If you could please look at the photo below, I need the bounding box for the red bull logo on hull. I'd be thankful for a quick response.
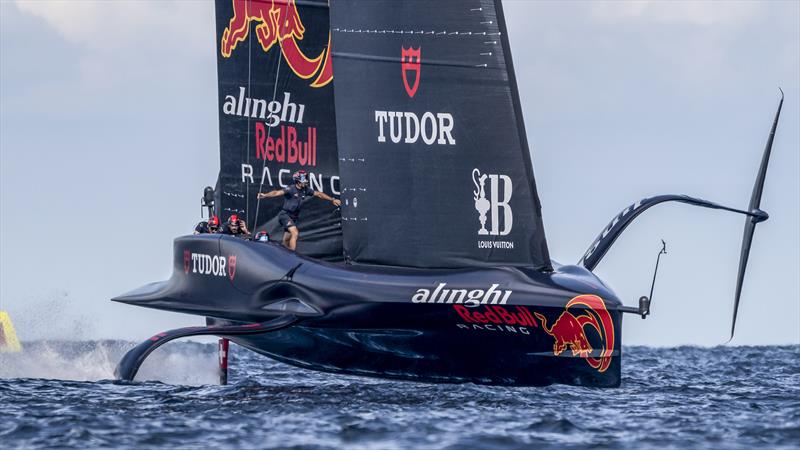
[535,295,616,373]
[220,0,333,88]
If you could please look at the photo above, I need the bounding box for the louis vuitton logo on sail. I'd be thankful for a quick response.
[473,168,515,249]
[412,283,512,307]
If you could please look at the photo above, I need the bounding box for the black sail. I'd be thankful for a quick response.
[214,0,342,260]
[330,0,551,269]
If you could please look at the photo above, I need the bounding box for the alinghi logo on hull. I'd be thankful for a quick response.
[412,283,512,307]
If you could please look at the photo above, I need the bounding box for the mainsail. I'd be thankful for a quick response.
[214,0,342,260]
[329,0,551,269]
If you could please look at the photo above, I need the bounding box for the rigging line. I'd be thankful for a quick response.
[245,12,252,226]
[251,50,283,233]
[648,239,667,302]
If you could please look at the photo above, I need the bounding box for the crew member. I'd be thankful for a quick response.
[220,214,251,237]
[257,170,341,251]
[194,215,220,234]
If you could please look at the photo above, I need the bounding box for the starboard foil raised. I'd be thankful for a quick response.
[215,0,342,260]
[330,0,551,269]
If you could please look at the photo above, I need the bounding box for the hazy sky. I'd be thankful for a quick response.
[1,0,798,346]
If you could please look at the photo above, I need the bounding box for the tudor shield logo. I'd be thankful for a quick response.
[184,250,191,274]
[473,168,513,236]
[228,255,237,281]
[401,46,421,98]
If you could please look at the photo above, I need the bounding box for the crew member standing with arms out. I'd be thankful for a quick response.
[257,170,341,251]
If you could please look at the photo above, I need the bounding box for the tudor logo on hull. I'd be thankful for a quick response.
[184,251,237,281]
[412,283,512,307]
[374,47,456,146]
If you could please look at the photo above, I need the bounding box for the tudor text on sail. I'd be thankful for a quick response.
[375,111,456,145]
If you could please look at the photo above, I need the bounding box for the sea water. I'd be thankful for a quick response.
[1,342,797,449]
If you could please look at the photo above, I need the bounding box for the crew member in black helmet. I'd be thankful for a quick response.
[194,215,220,234]
[220,214,251,237]
[257,170,340,251]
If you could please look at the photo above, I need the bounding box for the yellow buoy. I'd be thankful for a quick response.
[0,311,22,352]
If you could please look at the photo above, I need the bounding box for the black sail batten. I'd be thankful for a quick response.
[329,0,551,270]
[214,0,343,261]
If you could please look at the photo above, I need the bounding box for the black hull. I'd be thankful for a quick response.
[228,322,621,387]
[114,235,623,387]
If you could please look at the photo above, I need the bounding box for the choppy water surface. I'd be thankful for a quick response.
[1,342,798,449]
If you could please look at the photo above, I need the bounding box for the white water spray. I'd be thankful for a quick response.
[0,340,220,385]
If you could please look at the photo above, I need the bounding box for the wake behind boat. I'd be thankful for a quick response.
[113,0,784,388]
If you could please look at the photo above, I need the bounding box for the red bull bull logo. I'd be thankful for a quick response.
[535,295,616,373]
[220,0,333,88]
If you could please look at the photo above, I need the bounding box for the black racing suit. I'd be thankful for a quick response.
[278,184,315,231]
[194,221,216,234]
